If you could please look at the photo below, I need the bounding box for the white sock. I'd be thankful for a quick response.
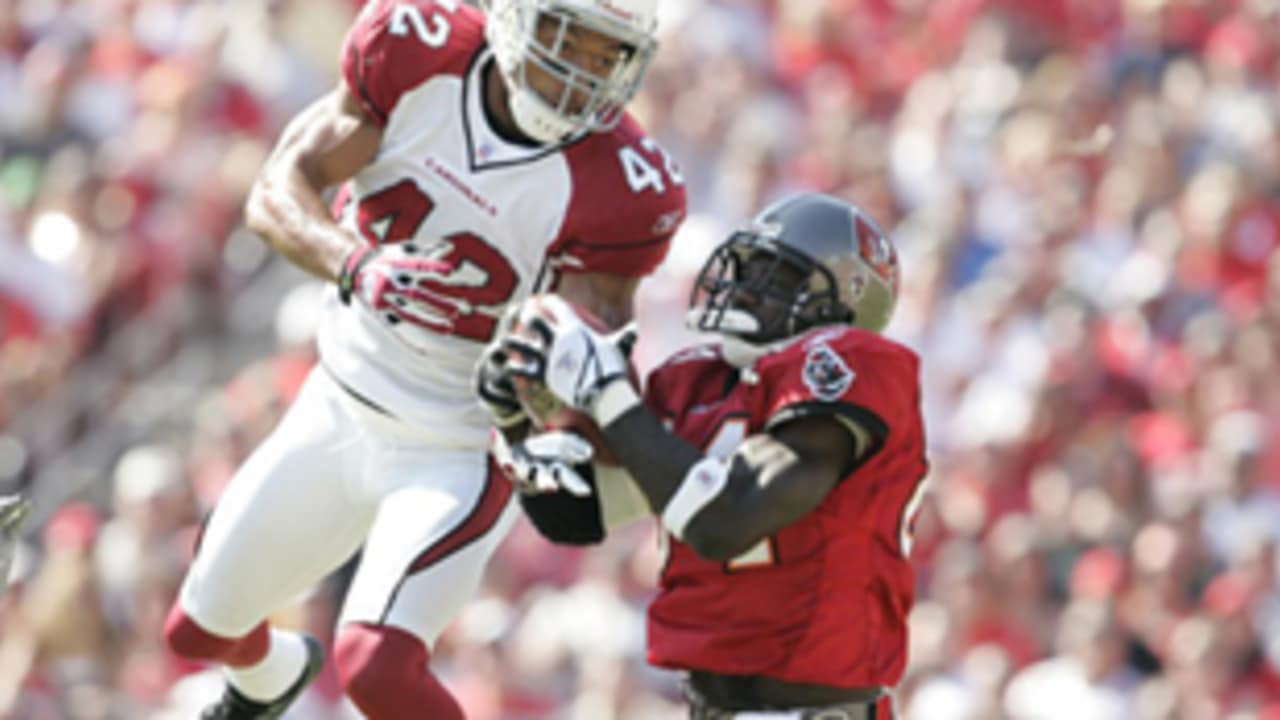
[225,629,308,702]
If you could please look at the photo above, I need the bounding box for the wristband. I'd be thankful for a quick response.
[661,457,730,540]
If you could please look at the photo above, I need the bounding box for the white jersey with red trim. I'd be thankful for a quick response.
[316,0,686,447]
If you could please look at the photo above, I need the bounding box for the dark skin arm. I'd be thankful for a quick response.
[244,83,382,281]
[602,406,859,561]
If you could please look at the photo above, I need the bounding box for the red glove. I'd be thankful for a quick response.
[337,242,458,331]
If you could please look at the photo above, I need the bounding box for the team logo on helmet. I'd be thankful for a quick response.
[802,342,855,401]
[854,215,898,293]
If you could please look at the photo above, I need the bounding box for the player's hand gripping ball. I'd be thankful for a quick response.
[502,295,639,465]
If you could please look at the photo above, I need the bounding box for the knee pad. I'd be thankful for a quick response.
[334,622,463,720]
[163,602,269,667]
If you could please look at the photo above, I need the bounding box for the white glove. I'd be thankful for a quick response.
[490,429,594,497]
[504,296,637,421]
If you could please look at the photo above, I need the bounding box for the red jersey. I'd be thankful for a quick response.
[644,326,928,689]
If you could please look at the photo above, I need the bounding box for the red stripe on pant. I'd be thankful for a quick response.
[380,459,512,621]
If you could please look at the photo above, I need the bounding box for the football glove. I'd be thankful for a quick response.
[474,340,526,429]
[490,428,593,497]
[338,242,460,331]
[503,295,636,421]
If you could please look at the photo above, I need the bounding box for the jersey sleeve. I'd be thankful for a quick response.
[642,362,680,428]
[550,117,688,278]
[340,0,484,127]
[642,345,719,422]
[756,328,921,462]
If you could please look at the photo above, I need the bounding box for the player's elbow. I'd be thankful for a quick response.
[244,153,308,237]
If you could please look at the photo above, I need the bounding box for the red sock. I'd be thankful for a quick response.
[334,622,464,720]
[163,602,269,667]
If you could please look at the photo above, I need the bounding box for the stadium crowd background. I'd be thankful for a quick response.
[1,0,1279,718]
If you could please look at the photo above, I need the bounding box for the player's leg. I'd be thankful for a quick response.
[333,449,518,720]
[164,369,376,714]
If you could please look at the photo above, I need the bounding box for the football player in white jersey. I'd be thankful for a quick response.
[163,1,685,718]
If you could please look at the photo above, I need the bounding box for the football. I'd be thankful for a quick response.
[507,295,638,466]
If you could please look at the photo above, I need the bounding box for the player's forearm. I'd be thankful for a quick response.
[604,409,776,558]
[245,168,359,283]
[602,405,703,512]
[605,410,831,560]
[244,86,380,283]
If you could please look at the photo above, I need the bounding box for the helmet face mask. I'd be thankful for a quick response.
[486,0,658,144]
[690,232,850,345]
[687,194,900,364]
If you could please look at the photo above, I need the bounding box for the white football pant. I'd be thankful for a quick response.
[177,368,517,645]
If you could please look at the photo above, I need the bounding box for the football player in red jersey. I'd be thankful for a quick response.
[162,1,685,719]
[493,194,928,719]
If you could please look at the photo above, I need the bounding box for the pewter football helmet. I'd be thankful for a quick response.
[688,194,900,357]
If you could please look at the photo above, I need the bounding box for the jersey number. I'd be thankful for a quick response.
[388,0,460,48]
[619,138,684,195]
[355,180,518,342]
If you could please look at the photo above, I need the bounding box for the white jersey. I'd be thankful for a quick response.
[316,0,686,449]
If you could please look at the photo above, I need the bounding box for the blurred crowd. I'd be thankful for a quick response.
[2,0,1279,718]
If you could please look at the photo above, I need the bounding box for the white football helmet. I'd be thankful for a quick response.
[485,0,659,144]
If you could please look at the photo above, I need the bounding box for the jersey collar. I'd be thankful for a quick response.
[462,48,579,172]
